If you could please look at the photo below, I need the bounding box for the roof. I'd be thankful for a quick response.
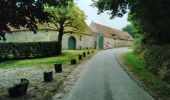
[9,23,49,32]
[9,24,99,37]
[90,22,134,41]
[84,27,98,36]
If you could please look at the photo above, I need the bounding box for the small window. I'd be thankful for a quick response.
[79,36,82,41]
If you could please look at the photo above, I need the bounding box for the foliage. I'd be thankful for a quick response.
[45,2,86,55]
[123,52,170,99]
[122,24,136,37]
[0,0,73,41]
[133,34,144,55]
[45,3,86,34]
[0,50,90,68]
[93,0,170,45]
[143,45,170,83]
[0,41,57,61]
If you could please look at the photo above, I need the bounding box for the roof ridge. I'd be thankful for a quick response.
[92,21,122,32]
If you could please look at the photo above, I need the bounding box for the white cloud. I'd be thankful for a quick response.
[75,0,130,30]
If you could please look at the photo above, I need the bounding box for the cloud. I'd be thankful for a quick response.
[75,0,130,30]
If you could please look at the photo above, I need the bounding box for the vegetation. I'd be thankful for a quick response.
[0,0,73,41]
[93,0,170,45]
[45,2,86,55]
[143,45,170,83]
[122,24,136,37]
[0,41,57,61]
[123,52,170,100]
[93,0,170,84]
[0,50,89,69]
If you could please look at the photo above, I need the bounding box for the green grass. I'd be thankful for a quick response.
[123,52,170,99]
[0,50,91,68]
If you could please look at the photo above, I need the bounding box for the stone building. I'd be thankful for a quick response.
[1,22,133,50]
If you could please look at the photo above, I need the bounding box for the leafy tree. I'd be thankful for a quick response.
[45,2,86,55]
[122,24,136,37]
[0,0,72,41]
[93,0,170,44]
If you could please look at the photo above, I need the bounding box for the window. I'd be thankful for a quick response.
[79,36,82,41]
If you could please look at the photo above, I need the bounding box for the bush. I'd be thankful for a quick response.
[133,34,144,55]
[133,38,170,84]
[143,44,170,84]
[0,41,58,61]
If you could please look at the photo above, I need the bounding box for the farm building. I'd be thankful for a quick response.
[1,21,134,50]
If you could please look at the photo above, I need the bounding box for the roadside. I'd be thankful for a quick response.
[52,54,93,100]
[0,50,97,100]
[117,52,170,100]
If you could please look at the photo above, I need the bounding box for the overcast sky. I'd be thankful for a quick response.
[75,0,130,30]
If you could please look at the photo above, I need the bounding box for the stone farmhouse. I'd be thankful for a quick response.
[1,22,134,50]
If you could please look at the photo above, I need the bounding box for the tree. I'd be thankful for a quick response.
[45,2,86,55]
[93,0,170,45]
[0,0,72,41]
[122,24,136,37]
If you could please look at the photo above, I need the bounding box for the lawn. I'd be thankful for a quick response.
[123,52,170,100]
[0,50,90,68]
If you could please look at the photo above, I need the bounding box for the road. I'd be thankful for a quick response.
[65,48,154,100]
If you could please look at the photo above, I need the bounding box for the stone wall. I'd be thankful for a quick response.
[1,30,97,50]
[1,30,133,50]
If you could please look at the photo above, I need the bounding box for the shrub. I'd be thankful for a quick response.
[143,44,170,83]
[0,41,58,61]
[134,40,170,84]
[133,34,144,55]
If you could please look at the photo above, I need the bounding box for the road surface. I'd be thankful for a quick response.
[65,48,154,100]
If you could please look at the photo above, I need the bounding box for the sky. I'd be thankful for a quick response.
[75,0,130,30]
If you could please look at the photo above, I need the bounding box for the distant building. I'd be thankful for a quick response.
[1,22,134,50]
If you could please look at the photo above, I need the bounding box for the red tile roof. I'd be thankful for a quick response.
[91,22,134,41]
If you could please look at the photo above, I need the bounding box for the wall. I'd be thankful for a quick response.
[103,37,115,49]
[1,30,97,50]
[3,30,55,42]
[1,30,133,50]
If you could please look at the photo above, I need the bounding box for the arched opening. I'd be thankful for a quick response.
[94,41,97,49]
[98,35,103,49]
[68,36,76,50]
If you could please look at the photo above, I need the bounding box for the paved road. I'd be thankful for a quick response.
[65,48,154,100]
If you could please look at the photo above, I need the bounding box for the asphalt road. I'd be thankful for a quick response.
[65,48,154,100]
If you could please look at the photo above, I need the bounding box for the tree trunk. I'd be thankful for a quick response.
[56,25,64,56]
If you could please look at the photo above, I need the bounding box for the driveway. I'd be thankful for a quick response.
[65,48,154,100]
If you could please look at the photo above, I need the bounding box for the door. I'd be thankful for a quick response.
[98,35,103,49]
[68,36,76,50]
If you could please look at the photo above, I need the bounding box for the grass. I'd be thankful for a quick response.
[0,50,91,69]
[123,52,170,100]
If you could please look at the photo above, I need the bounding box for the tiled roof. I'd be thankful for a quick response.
[91,22,134,41]
[9,23,49,32]
[84,27,98,36]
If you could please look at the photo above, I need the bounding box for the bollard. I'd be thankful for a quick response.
[87,51,90,54]
[54,63,62,73]
[78,55,83,60]
[43,71,53,82]
[83,52,86,57]
[8,79,29,97]
[70,59,77,65]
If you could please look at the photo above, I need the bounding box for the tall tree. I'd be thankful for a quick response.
[122,24,136,37]
[45,2,86,55]
[93,0,170,44]
[0,0,72,41]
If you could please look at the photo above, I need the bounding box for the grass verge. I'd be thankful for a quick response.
[123,52,170,100]
[0,50,91,68]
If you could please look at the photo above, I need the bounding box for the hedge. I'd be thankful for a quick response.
[0,41,58,61]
